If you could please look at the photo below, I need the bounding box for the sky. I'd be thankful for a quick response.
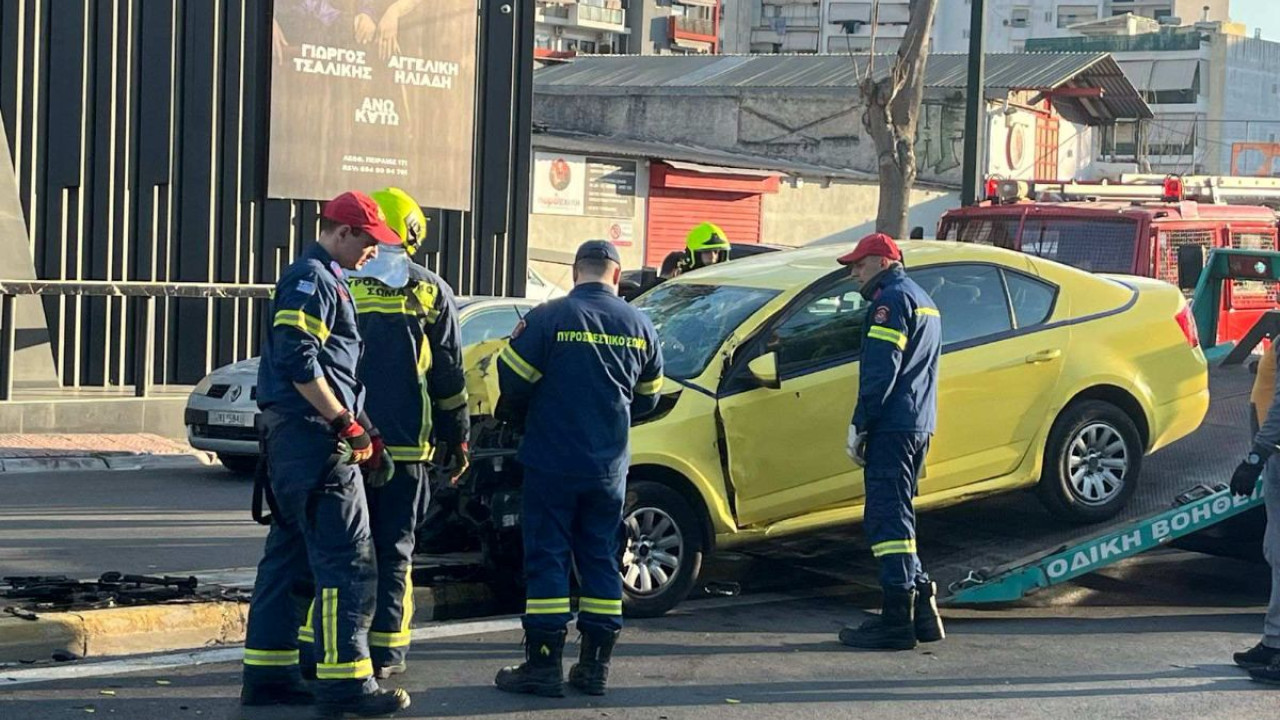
[1231,0,1280,41]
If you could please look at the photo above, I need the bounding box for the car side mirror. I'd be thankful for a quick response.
[1176,244,1206,291]
[747,352,781,390]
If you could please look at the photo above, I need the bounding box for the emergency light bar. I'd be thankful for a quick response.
[983,174,1280,206]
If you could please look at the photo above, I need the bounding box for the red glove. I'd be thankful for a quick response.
[330,411,373,464]
[365,437,387,470]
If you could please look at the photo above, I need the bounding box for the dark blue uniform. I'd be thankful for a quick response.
[853,264,941,593]
[324,264,468,671]
[497,282,663,632]
[244,243,379,702]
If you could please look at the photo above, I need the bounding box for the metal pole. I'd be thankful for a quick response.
[0,295,14,401]
[134,296,156,398]
[960,0,986,206]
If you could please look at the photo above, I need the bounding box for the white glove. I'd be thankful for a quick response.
[846,425,867,467]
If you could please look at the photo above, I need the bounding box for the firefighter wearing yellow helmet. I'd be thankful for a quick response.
[676,222,731,274]
[297,187,470,682]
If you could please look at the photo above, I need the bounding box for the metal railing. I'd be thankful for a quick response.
[0,281,274,402]
[673,16,715,37]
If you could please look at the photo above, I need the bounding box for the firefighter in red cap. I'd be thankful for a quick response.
[835,232,944,651]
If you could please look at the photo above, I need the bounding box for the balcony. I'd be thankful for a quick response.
[671,16,716,40]
[535,0,626,31]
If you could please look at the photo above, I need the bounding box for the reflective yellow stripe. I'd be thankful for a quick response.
[274,309,331,343]
[244,648,300,667]
[867,325,907,350]
[316,658,374,680]
[915,307,940,318]
[525,597,571,614]
[323,587,338,666]
[499,345,542,383]
[417,335,433,375]
[437,389,468,411]
[297,601,315,644]
[635,376,663,396]
[387,445,435,462]
[871,539,918,557]
[579,597,623,616]
[402,565,414,634]
[368,630,413,648]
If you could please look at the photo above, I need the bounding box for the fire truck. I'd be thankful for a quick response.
[938,174,1280,344]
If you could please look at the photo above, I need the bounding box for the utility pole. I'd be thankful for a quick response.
[960,0,985,206]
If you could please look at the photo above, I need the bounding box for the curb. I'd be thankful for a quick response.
[0,452,214,474]
[0,583,496,665]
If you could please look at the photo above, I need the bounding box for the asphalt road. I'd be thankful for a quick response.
[0,466,266,579]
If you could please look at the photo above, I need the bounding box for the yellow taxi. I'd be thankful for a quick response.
[469,241,1210,616]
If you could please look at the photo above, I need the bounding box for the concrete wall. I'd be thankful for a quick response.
[534,90,970,186]
[1208,34,1280,174]
[764,180,960,247]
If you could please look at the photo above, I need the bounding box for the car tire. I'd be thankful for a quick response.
[621,481,705,618]
[1036,400,1143,524]
[218,453,259,476]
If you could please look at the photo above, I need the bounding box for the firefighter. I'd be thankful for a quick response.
[836,232,945,651]
[241,191,411,718]
[492,240,664,697]
[1230,344,1280,683]
[674,222,731,275]
[297,187,470,681]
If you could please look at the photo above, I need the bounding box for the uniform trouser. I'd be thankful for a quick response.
[522,468,626,633]
[1263,459,1280,648]
[300,461,431,671]
[243,413,378,702]
[863,431,932,593]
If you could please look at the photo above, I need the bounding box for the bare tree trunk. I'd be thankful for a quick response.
[859,0,939,238]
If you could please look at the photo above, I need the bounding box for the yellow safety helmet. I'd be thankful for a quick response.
[685,222,731,253]
[370,187,428,255]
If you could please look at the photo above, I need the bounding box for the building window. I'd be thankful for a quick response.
[535,34,553,49]
[580,40,597,53]
[1010,8,1029,27]
[1057,5,1099,28]
[1153,8,1172,20]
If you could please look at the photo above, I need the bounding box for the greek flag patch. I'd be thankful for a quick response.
[296,280,317,295]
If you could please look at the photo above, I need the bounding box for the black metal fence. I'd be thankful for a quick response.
[0,0,532,389]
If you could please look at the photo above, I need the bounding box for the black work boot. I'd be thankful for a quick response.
[1237,642,1280,670]
[914,580,946,643]
[314,687,411,719]
[495,629,566,697]
[240,679,316,706]
[569,628,621,695]
[839,588,918,650]
[1250,658,1280,686]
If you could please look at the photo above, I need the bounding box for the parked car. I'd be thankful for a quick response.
[619,242,789,301]
[186,296,540,473]
[454,241,1210,616]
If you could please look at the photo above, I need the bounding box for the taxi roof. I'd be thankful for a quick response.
[668,241,1032,291]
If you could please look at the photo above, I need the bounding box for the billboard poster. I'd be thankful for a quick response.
[533,152,637,217]
[268,0,478,210]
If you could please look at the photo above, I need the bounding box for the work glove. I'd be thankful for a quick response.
[1231,452,1265,497]
[361,436,396,488]
[846,425,867,467]
[330,410,374,465]
[436,441,471,486]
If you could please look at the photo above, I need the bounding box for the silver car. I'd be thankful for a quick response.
[186,295,542,473]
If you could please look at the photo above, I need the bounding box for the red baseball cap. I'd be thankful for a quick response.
[837,232,903,265]
[321,191,401,246]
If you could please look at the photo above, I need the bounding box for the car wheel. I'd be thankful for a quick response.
[621,481,705,618]
[217,453,259,476]
[1036,400,1143,524]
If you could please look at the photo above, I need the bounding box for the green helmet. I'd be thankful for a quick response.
[685,222,731,254]
[371,187,428,255]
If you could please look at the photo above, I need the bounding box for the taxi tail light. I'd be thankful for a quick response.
[1175,303,1199,348]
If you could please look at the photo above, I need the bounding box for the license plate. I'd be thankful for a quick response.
[209,411,254,428]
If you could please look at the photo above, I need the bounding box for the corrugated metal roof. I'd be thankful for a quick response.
[531,130,886,182]
[535,52,1152,119]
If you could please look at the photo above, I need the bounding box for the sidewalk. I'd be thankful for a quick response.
[0,433,211,472]
[0,593,1273,720]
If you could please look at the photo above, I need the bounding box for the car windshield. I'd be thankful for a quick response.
[634,283,780,381]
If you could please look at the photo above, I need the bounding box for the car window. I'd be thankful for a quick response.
[769,275,867,376]
[912,265,1013,345]
[460,306,525,346]
[1019,218,1138,273]
[941,217,1022,246]
[634,283,781,381]
[1004,271,1056,328]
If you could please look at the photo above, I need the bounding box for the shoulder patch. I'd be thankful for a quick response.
[328,261,344,279]
[295,279,317,295]
[872,305,890,324]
